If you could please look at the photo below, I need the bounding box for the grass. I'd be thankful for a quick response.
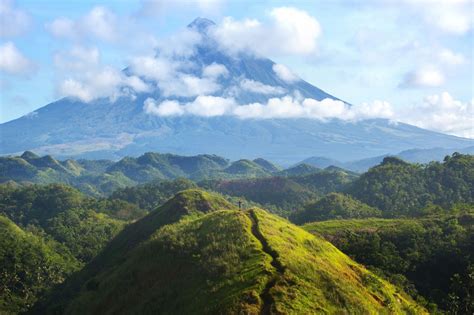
[252,209,425,314]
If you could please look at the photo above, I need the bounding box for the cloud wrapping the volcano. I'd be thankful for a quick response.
[144,94,393,122]
[210,7,321,57]
[144,92,472,138]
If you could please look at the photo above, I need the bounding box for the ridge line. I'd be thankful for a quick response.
[246,209,285,315]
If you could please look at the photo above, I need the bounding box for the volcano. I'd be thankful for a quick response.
[0,18,471,165]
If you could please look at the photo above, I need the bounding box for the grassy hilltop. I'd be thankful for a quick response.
[35,189,424,314]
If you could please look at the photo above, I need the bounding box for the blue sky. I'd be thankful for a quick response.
[0,0,473,137]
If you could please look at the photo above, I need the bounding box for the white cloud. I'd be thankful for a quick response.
[211,7,321,57]
[58,67,150,102]
[144,93,393,122]
[145,95,236,117]
[235,96,304,119]
[269,7,321,55]
[402,0,473,35]
[53,45,150,102]
[186,95,236,116]
[438,49,466,66]
[154,28,202,58]
[0,0,30,37]
[233,97,393,121]
[240,79,286,95]
[124,75,151,93]
[397,92,474,138]
[159,74,221,98]
[0,41,36,77]
[400,67,445,88]
[129,55,177,82]
[46,18,76,38]
[144,98,184,116]
[46,6,117,42]
[142,89,472,138]
[81,6,117,41]
[202,63,228,78]
[350,100,394,120]
[272,64,300,83]
[130,53,225,98]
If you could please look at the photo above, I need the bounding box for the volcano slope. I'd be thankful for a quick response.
[34,189,425,314]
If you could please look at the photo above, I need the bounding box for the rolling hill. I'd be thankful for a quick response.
[290,193,381,224]
[0,152,278,196]
[34,189,425,314]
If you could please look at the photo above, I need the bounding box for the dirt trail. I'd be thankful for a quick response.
[247,210,285,315]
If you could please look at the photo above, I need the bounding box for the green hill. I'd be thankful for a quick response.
[201,177,317,216]
[290,193,381,224]
[291,168,358,193]
[252,158,281,172]
[0,184,128,262]
[0,215,79,314]
[223,159,271,177]
[347,153,474,217]
[303,207,474,312]
[109,178,198,211]
[1,152,282,196]
[277,163,320,176]
[36,190,424,314]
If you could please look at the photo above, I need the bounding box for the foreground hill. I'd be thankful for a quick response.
[35,189,424,314]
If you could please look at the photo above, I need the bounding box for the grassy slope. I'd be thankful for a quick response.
[253,209,423,314]
[37,190,424,314]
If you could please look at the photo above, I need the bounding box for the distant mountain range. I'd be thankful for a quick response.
[300,146,474,172]
[0,18,472,164]
[0,151,284,196]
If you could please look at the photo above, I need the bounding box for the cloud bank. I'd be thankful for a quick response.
[143,95,393,121]
[143,91,473,138]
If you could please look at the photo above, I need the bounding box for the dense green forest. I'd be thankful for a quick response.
[347,154,473,217]
[0,215,80,313]
[290,193,381,224]
[304,206,473,313]
[0,152,472,314]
